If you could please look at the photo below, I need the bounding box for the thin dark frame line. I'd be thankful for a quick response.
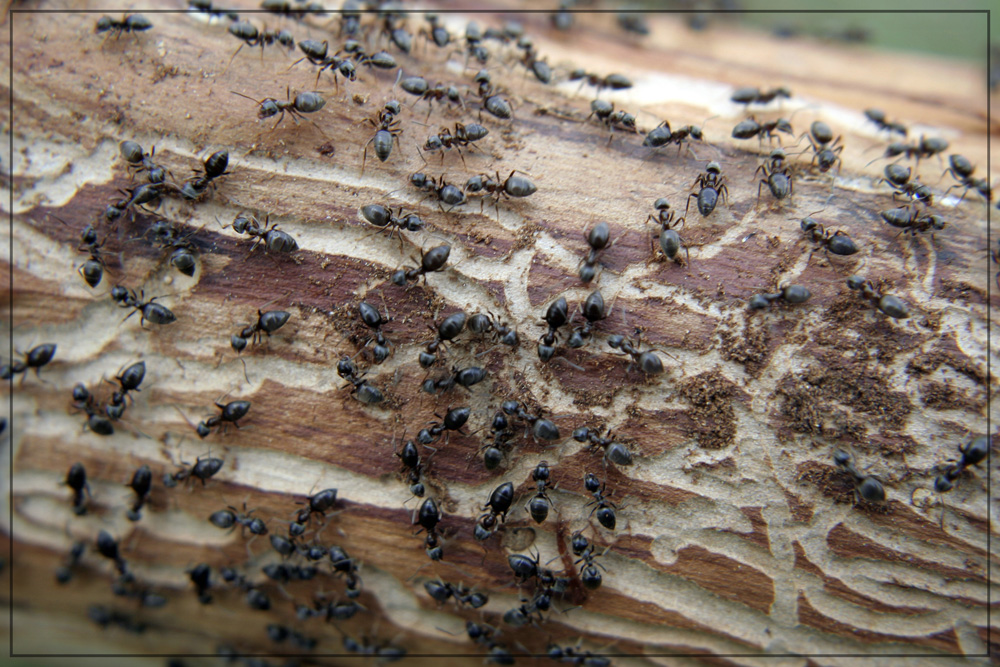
[6,5,991,661]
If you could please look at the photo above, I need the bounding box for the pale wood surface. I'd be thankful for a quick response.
[2,2,997,665]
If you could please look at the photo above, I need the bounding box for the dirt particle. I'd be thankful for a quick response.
[678,369,737,449]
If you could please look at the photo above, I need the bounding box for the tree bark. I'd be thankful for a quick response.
[2,3,996,665]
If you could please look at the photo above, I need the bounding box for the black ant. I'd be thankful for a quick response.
[422,122,489,168]
[223,21,293,73]
[845,275,909,319]
[209,503,269,537]
[196,399,251,437]
[227,212,299,255]
[108,360,146,417]
[71,383,114,436]
[474,482,514,541]
[397,439,428,498]
[802,120,843,173]
[410,172,466,210]
[686,162,729,217]
[360,204,424,244]
[293,487,339,526]
[187,563,212,604]
[574,427,633,466]
[56,541,86,584]
[578,222,610,283]
[95,530,128,575]
[112,287,176,327]
[399,78,466,117]
[747,285,811,310]
[568,69,632,95]
[422,365,487,395]
[419,14,452,49]
[1,343,57,382]
[362,100,403,175]
[65,463,90,516]
[464,170,537,220]
[145,219,200,277]
[468,312,519,348]
[336,356,384,405]
[934,436,990,493]
[231,87,326,131]
[515,36,553,84]
[864,108,908,137]
[188,0,238,21]
[415,497,443,560]
[472,70,513,120]
[732,116,794,144]
[424,580,488,608]
[180,149,231,201]
[731,85,791,105]
[879,205,945,236]
[357,300,393,363]
[876,164,933,205]
[587,100,637,144]
[833,450,886,503]
[66,222,109,288]
[756,148,793,206]
[125,465,152,521]
[119,140,167,184]
[165,454,225,487]
[567,290,607,349]
[646,198,688,263]
[342,636,406,661]
[291,39,357,90]
[570,531,606,590]
[537,296,569,363]
[584,473,618,530]
[607,331,664,374]
[643,119,705,156]
[501,400,561,442]
[417,407,471,446]
[391,243,451,286]
[231,308,291,355]
[941,155,992,204]
[800,215,858,257]
[526,461,555,523]
[548,643,610,667]
[462,21,490,65]
[866,136,948,169]
[480,408,515,471]
[95,14,152,39]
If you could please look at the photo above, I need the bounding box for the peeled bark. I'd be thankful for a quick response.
[2,4,996,664]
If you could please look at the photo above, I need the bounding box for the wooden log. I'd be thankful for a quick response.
[3,3,996,663]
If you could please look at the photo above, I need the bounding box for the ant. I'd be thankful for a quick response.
[646,198,688,263]
[468,312,519,348]
[527,461,555,523]
[864,108,908,137]
[410,172,466,210]
[231,308,291,354]
[756,148,793,206]
[55,541,86,584]
[686,162,729,217]
[196,399,251,437]
[515,36,553,84]
[1,343,57,382]
[342,636,406,661]
[422,365,487,395]
[643,119,705,156]
[548,643,610,667]
[209,503,269,537]
[462,21,490,65]
[465,170,537,219]
[125,465,152,521]
[587,100,637,144]
[879,205,945,236]
[425,580,488,608]
[422,122,489,168]
[71,383,114,436]
[833,450,886,504]
[578,222,611,283]
[397,439,429,498]
[574,427,633,466]
[112,287,176,327]
[95,14,152,39]
[877,164,933,205]
[568,69,632,95]
[607,331,664,374]
[391,243,451,287]
[187,563,212,605]
[472,70,513,120]
[362,100,403,175]
[419,14,453,49]
[181,149,231,201]
[481,408,515,471]
[941,155,992,204]
[502,400,561,442]
[748,285,811,310]
[802,120,843,173]
[96,530,128,576]
[188,0,238,21]
[337,356,384,405]
[360,204,424,244]
[400,78,466,117]
[231,87,326,131]
[357,300,393,363]
[731,116,794,144]
[845,275,909,319]
[571,531,606,590]
[293,487,338,526]
[291,39,357,90]
[228,212,299,255]
[419,311,467,369]
[731,85,791,106]
[417,407,471,445]
[537,296,569,363]
[474,481,514,541]
[584,473,618,530]
[226,21,293,69]
[107,360,146,418]
[934,436,990,493]
[119,140,167,184]
[145,219,201,277]
[866,136,948,169]
[800,215,858,257]
[65,463,90,516]
[66,222,109,288]
[567,290,607,349]
[415,497,443,560]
